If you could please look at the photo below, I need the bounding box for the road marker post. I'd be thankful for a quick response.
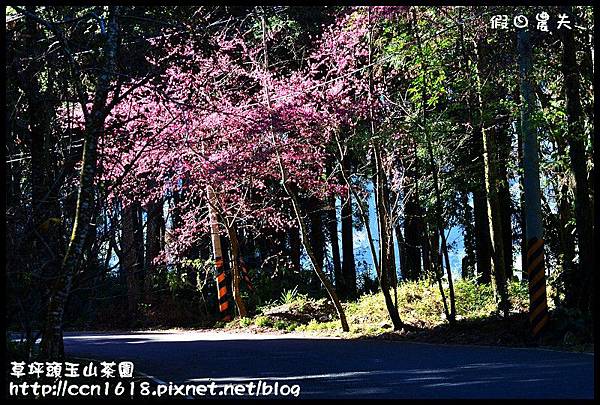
[527,237,549,338]
[215,257,231,322]
[208,186,232,322]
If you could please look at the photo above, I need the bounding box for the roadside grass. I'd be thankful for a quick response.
[225,278,591,351]
[227,278,561,343]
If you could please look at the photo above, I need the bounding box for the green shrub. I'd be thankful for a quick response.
[273,320,288,330]
[213,321,226,329]
[453,278,496,318]
[237,277,541,337]
[254,316,273,328]
[279,286,299,305]
[508,280,529,311]
[298,319,338,332]
[239,317,253,327]
[278,286,308,308]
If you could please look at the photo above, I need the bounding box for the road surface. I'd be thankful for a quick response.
[61,330,593,399]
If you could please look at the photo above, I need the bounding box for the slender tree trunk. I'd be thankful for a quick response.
[412,6,455,322]
[226,226,248,318]
[40,7,120,359]
[122,203,142,317]
[516,120,529,282]
[560,7,594,315]
[461,191,476,279]
[326,193,343,297]
[365,9,404,331]
[473,41,510,317]
[340,155,357,298]
[373,145,405,330]
[497,129,514,280]
[307,196,326,291]
[383,184,399,307]
[458,17,492,286]
[261,10,348,331]
[287,189,350,332]
[18,9,65,312]
[404,188,422,281]
[144,199,163,302]
[276,158,349,331]
[289,225,301,273]
[473,186,492,283]
[554,138,577,304]
[426,131,456,323]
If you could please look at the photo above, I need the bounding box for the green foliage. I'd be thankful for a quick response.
[453,278,496,318]
[254,316,274,328]
[285,322,299,332]
[273,320,288,330]
[251,265,315,312]
[341,278,529,333]
[239,317,253,327]
[279,286,299,305]
[296,319,339,332]
[213,321,227,329]
[398,279,446,326]
[508,280,530,312]
[278,285,308,307]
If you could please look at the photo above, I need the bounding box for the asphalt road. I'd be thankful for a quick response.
[61,330,594,399]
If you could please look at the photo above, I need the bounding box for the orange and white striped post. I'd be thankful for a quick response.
[526,237,549,338]
[207,186,231,322]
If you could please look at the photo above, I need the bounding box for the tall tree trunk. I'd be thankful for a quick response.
[289,225,301,273]
[553,133,577,305]
[307,196,326,291]
[421,209,432,277]
[122,203,143,317]
[458,15,492,286]
[404,179,422,280]
[384,183,398,307]
[461,191,476,279]
[366,9,404,331]
[425,129,456,323]
[412,6,455,322]
[40,6,120,359]
[395,223,408,281]
[474,41,510,317]
[516,118,529,282]
[497,128,514,280]
[560,7,594,315]
[326,193,343,297]
[473,186,492,283]
[372,143,405,330]
[287,189,350,332]
[18,8,64,314]
[226,225,248,318]
[340,155,357,298]
[261,10,348,332]
[144,199,163,303]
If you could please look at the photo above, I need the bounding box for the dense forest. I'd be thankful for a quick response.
[5,6,594,360]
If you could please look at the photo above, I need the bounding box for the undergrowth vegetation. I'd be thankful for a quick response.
[228,278,533,337]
